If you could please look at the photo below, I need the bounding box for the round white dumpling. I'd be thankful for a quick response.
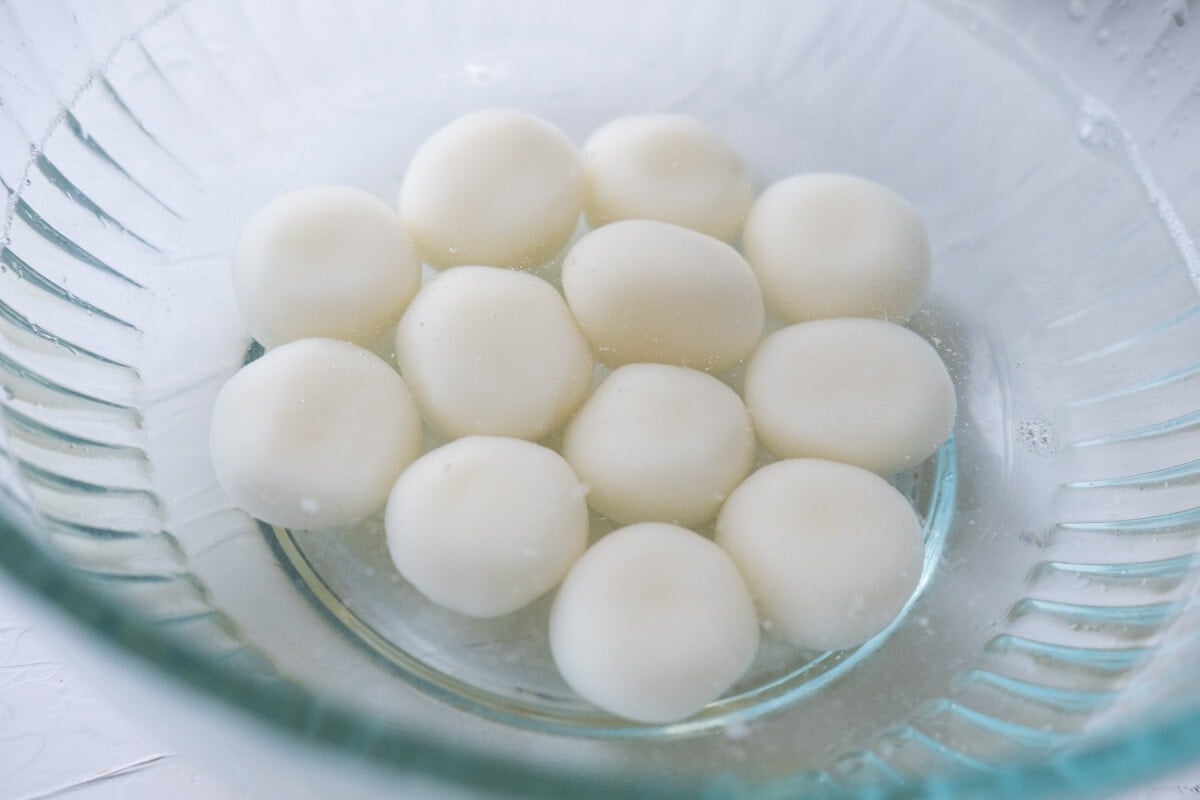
[716,459,924,652]
[550,523,759,723]
[742,173,930,323]
[745,318,955,475]
[399,109,583,269]
[561,220,764,372]
[209,338,422,529]
[233,186,421,347]
[562,364,754,526]
[582,113,753,241]
[395,266,593,440]
[385,436,589,618]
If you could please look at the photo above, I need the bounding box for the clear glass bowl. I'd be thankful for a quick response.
[2,1,1199,797]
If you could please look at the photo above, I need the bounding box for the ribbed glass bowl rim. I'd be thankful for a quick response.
[1,512,1199,798]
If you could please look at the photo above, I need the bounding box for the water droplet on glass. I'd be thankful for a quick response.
[877,729,907,759]
[1067,0,1087,20]
[464,61,506,83]
[833,753,867,777]
[1076,98,1115,149]
[1077,117,1111,148]
[1169,0,1189,26]
[1096,27,1112,44]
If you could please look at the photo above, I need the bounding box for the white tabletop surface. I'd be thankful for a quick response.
[2,593,1198,800]
[0,601,237,800]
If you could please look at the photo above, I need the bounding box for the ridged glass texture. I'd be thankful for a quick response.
[1,1,1199,798]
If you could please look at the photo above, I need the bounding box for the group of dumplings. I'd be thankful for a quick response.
[209,109,955,724]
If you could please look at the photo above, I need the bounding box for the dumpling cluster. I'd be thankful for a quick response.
[210,109,955,724]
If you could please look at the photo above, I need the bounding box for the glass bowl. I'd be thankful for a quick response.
[2,0,1199,797]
